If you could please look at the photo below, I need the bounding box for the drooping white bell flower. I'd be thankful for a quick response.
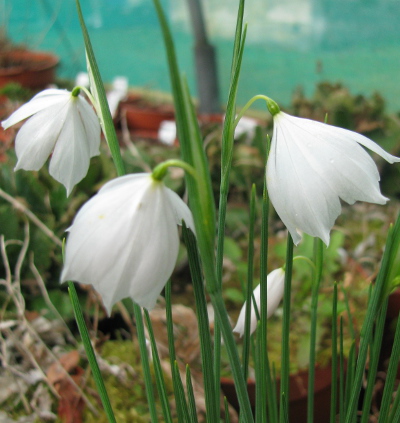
[60,173,195,313]
[1,88,101,196]
[233,268,285,336]
[266,108,400,245]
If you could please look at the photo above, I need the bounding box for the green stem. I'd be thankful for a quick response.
[68,282,116,423]
[279,236,294,423]
[144,309,174,423]
[74,0,125,177]
[132,304,159,423]
[181,225,218,422]
[234,94,279,127]
[345,214,400,421]
[210,291,254,423]
[75,85,97,109]
[360,300,388,423]
[242,185,257,381]
[307,238,324,423]
[330,284,338,423]
[152,159,197,181]
[378,308,400,421]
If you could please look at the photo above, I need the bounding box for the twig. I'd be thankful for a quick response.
[29,252,77,345]
[0,187,63,248]
[0,228,98,415]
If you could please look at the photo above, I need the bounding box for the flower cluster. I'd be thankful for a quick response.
[3,89,399,326]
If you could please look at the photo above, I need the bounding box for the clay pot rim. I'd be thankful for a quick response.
[0,49,59,76]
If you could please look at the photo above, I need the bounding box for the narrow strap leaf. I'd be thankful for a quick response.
[307,238,324,423]
[279,236,294,423]
[330,283,338,423]
[378,309,400,421]
[186,365,199,423]
[242,184,257,380]
[345,213,400,421]
[181,225,219,422]
[74,0,125,177]
[360,300,388,423]
[144,309,173,423]
[165,282,186,423]
[132,303,159,423]
[68,282,116,423]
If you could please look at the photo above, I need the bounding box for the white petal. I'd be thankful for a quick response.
[165,188,195,233]
[233,268,285,336]
[75,96,101,157]
[267,122,338,245]
[323,124,400,164]
[49,102,91,196]
[2,89,69,129]
[14,101,69,172]
[61,174,180,313]
[267,112,395,245]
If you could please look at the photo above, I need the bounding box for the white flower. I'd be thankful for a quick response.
[2,88,101,196]
[266,111,400,245]
[233,268,285,336]
[60,173,195,313]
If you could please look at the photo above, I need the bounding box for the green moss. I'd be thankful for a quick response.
[82,340,176,423]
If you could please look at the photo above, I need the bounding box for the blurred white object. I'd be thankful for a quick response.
[75,72,90,88]
[107,76,129,118]
[158,120,177,145]
[234,115,258,140]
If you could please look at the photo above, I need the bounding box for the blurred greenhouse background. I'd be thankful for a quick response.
[2,0,400,111]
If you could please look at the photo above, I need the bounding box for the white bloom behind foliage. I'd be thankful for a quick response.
[267,112,400,245]
[233,268,285,337]
[61,173,195,313]
[1,89,101,196]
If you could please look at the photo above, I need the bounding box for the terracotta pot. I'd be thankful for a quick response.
[119,96,175,133]
[221,365,336,423]
[0,49,59,89]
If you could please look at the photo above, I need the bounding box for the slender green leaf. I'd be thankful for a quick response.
[165,282,187,423]
[378,310,400,421]
[258,143,271,423]
[345,213,400,422]
[330,283,338,423]
[209,291,254,423]
[339,318,345,423]
[181,225,218,422]
[360,300,388,423]
[214,0,246,411]
[242,185,257,381]
[186,365,199,423]
[344,342,356,422]
[224,397,231,423]
[151,0,216,286]
[280,236,294,423]
[388,378,400,423]
[307,238,324,423]
[68,282,116,423]
[144,309,173,423]
[132,304,159,423]
[172,361,191,423]
[74,0,125,176]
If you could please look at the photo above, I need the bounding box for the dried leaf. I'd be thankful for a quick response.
[47,350,80,386]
